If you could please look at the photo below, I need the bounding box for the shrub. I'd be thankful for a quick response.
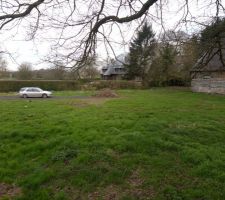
[0,80,143,92]
[0,80,81,92]
[89,80,143,90]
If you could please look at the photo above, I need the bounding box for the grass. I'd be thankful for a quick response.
[0,90,94,97]
[0,88,225,199]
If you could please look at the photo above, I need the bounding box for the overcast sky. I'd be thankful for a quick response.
[0,0,224,71]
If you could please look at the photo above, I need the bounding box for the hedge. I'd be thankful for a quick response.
[0,80,81,92]
[82,80,143,90]
[0,80,143,92]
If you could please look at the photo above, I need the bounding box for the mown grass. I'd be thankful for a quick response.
[0,90,93,97]
[53,90,94,97]
[0,89,225,200]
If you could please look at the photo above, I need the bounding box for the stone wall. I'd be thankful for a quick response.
[191,71,225,79]
[191,78,225,94]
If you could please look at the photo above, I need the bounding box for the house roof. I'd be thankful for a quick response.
[101,54,127,76]
[101,64,126,76]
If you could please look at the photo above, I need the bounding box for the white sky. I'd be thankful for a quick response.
[0,0,224,71]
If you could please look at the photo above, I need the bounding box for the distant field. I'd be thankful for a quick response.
[0,89,225,200]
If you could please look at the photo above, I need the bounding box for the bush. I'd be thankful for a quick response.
[88,80,142,90]
[0,80,81,92]
[0,80,142,92]
[147,79,189,87]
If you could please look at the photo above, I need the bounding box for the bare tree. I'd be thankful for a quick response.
[0,0,224,70]
[79,55,100,79]
[17,62,33,80]
[0,55,8,78]
[51,61,66,80]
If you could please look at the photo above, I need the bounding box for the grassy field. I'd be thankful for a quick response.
[0,89,225,200]
[0,90,93,97]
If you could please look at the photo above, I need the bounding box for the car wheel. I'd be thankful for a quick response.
[23,94,28,98]
[42,94,48,98]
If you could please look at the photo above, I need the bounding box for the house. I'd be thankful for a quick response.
[190,45,225,94]
[101,55,127,80]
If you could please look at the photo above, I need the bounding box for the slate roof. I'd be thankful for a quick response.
[101,55,127,76]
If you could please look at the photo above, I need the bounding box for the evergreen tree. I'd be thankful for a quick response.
[159,43,177,83]
[200,17,225,47]
[125,22,155,81]
[199,17,225,69]
[199,17,225,54]
[149,43,177,85]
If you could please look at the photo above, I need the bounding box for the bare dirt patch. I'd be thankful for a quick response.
[88,169,156,200]
[88,185,120,200]
[128,169,144,187]
[93,89,119,98]
[0,183,22,199]
[83,97,112,105]
[126,169,155,199]
[66,97,114,108]
[67,101,89,108]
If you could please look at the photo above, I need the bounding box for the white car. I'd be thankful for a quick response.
[19,87,52,98]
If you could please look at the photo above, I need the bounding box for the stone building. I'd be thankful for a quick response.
[190,47,225,94]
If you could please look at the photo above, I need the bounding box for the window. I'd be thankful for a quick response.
[32,88,41,92]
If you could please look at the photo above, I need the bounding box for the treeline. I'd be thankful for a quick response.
[124,23,200,86]
[0,60,100,80]
[124,18,225,86]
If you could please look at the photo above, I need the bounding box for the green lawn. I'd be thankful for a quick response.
[0,89,225,200]
[0,90,93,97]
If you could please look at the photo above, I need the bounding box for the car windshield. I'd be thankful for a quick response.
[19,88,26,92]
[36,88,43,92]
